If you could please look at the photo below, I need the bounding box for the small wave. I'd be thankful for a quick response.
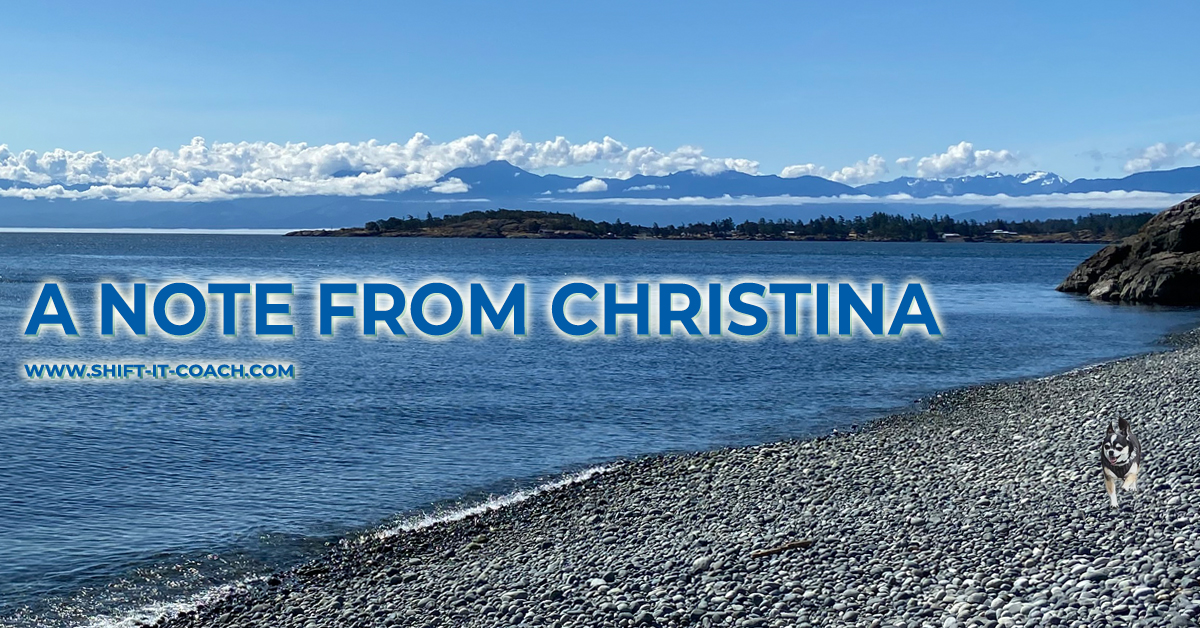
[69,464,613,628]
[74,583,243,628]
[372,464,614,540]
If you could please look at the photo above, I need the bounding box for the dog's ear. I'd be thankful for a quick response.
[1106,421,1115,435]
[1118,418,1131,434]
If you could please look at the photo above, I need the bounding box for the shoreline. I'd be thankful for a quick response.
[283,229,1123,244]
[146,332,1200,628]
[283,208,1152,243]
[0,229,1118,243]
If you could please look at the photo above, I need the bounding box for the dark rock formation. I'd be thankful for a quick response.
[1058,194,1200,304]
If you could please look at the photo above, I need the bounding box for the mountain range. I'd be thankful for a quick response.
[2,160,1198,202]
[854,171,1070,197]
[410,161,1200,201]
[434,160,856,199]
[0,162,1197,230]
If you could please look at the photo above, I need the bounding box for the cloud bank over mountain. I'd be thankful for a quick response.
[780,155,889,185]
[0,133,758,202]
[0,133,1197,204]
[910,142,1019,178]
[564,178,608,193]
[0,136,1031,201]
[546,190,1194,211]
[779,142,1019,185]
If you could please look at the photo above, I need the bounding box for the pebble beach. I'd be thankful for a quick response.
[154,334,1200,628]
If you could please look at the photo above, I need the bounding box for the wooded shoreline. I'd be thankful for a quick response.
[285,209,1153,243]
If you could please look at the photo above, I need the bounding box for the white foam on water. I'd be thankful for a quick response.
[75,582,246,628]
[372,464,614,540]
[69,464,613,628]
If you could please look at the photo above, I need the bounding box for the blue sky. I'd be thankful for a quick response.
[2,1,1198,182]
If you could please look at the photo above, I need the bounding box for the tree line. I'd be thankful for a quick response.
[365,209,1154,241]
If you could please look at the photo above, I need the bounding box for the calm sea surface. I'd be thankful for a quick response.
[1,235,1196,627]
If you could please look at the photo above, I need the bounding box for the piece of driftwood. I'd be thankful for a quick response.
[750,539,814,558]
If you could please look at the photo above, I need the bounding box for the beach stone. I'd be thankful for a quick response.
[152,330,1200,628]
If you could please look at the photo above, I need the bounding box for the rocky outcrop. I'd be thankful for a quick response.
[1058,194,1200,304]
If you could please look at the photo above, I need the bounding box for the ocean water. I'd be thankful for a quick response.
[1,235,1196,627]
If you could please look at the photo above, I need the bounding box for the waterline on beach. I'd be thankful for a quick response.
[373,465,616,541]
[69,465,615,628]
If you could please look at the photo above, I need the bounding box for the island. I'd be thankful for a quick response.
[286,208,1153,243]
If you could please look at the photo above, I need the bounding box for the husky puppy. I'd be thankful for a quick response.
[1100,418,1141,508]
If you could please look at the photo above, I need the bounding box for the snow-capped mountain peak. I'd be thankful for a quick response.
[856,171,1070,198]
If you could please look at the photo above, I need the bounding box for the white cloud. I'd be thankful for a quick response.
[779,163,824,179]
[1123,141,1200,173]
[0,133,757,202]
[779,154,888,185]
[625,184,669,191]
[429,177,468,194]
[612,145,758,178]
[895,156,913,170]
[828,155,887,184]
[562,178,608,193]
[1124,142,1173,173]
[914,141,1019,178]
